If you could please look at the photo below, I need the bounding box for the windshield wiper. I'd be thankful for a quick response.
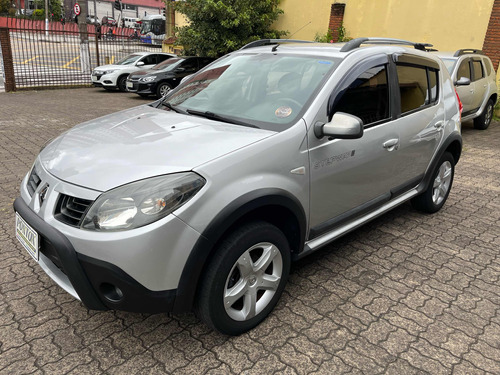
[186,109,257,128]
[160,101,185,114]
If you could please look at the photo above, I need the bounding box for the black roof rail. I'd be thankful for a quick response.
[453,49,484,57]
[240,39,314,50]
[339,37,433,52]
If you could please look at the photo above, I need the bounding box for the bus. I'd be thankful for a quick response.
[139,15,166,46]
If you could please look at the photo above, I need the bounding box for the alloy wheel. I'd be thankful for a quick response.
[432,161,452,205]
[223,242,283,321]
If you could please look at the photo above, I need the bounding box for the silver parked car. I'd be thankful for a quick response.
[15,38,462,335]
[436,49,497,130]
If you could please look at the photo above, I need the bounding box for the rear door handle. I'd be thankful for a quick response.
[383,138,399,151]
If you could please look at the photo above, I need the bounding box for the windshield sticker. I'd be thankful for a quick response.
[275,106,293,118]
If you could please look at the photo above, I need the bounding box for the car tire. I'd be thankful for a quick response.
[195,221,291,335]
[117,75,128,92]
[156,82,172,99]
[473,99,494,130]
[411,152,455,213]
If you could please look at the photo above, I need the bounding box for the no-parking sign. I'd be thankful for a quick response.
[74,3,81,16]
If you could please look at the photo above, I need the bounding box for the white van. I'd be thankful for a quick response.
[123,17,139,28]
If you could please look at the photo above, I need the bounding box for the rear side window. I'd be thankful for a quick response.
[333,65,390,126]
[397,65,428,113]
[483,58,493,76]
[472,60,484,81]
[457,59,471,80]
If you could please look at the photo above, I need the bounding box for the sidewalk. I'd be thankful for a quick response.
[1,88,499,374]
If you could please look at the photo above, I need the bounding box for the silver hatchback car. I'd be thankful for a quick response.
[15,38,462,335]
[436,49,497,130]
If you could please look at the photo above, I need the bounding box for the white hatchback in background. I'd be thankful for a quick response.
[436,49,497,130]
[91,52,176,92]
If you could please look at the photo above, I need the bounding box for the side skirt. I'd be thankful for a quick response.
[296,188,420,260]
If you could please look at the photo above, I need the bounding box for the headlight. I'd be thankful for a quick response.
[81,173,205,231]
[104,70,116,74]
[140,76,157,82]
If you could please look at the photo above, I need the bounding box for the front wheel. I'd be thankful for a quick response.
[474,99,494,130]
[196,221,291,335]
[117,75,128,92]
[411,152,455,213]
[156,82,172,99]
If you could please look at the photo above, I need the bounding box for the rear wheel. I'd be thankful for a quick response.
[474,99,494,130]
[411,152,455,213]
[196,221,291,335]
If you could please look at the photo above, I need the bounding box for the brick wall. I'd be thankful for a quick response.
[0,28,15,92]
[483,0,500,70]
[328,3,346,43]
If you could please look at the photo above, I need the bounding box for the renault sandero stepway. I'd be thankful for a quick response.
[15,38,462,335]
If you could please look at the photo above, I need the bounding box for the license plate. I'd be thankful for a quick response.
[127,82,133,88]
[15,212,39,261]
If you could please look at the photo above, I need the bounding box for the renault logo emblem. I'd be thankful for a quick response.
[39,184,49,206]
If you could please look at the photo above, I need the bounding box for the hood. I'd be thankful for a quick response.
[94,64,131,72]
[129,69,152,78]
[40,106,275,192]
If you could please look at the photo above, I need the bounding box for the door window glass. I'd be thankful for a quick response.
[472,60,484,81]
[179,59,199,73]
[429,69,439,103]
[141,55,157,65]
[456,59,471,80]
[397,65,429,113]
[333,65,390,125]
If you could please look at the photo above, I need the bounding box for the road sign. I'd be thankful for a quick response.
[74,3,81,16]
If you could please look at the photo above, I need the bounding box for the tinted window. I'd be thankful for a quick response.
[457,59,471,80]
[472,60,484,81]
[429,69,439,103]
[157,55,171,64]
[141,54,158,65]
[397,65,428,114]
[180,59,199,72]
[333,65,390,125]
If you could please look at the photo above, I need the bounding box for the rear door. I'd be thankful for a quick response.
[470,58,487,110]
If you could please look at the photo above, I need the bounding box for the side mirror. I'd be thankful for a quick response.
[314,112,363,139]
[180,74,194,85]
[136,61,145,66]
[175,67,186,73]
[455,77,471,86]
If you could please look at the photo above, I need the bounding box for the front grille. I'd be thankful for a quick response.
[27,168,41,197]
[54,194,93,227]
[129,76,141,82]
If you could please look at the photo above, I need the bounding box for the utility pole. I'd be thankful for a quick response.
[78,1,91,74]
[45,0,49,37]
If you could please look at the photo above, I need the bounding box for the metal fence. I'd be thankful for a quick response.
[0,17,165,90]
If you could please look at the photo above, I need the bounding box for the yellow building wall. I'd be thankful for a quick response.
[274,0,495,52]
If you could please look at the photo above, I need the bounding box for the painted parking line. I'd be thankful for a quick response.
[20,56,39,64]
[62,56,80,69]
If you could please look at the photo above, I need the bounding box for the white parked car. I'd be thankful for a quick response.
[91,52,176,91]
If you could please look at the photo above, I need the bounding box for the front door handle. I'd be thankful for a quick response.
[383,138,399,151]
[434,121,444,130]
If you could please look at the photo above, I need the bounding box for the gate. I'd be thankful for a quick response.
[0,17,165,91]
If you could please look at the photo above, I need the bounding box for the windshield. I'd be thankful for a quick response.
[152,58,182,71]
[115,54,142,66]
[162,53,339,131]
[441,58,457,74]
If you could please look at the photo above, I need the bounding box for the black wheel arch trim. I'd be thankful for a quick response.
[172,188,307,313]
[419,134,462,194]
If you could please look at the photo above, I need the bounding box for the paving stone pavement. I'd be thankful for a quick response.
[0,88,499,374]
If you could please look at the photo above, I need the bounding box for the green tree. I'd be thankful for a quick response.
[0,0,12,14]
[173,0,287,57]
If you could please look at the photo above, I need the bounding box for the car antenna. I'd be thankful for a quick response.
[273,20,312,52]
[286,21,312,40]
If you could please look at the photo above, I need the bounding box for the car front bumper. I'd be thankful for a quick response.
[13,161,202,313]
